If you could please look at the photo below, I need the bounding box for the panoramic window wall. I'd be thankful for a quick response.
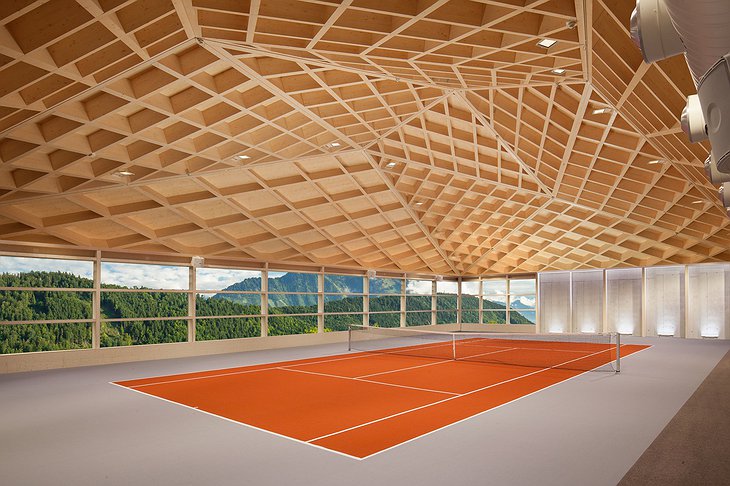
[324,274,364,332]
[436,280,458,325]
[368,276,402,328]
[461,280,480,324]
[267,271,318,336]
[405,279,433,326]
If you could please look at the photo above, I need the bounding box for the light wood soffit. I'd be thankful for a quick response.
[0,0,727,276]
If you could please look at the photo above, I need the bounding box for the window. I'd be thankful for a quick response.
[369,277,402,327]
[195,268,262,340]
[406,279,432,326]
[509,278,536,324]
[482,279,507,324]
[267,271,318,335]
[324,274,363,331]
[461,280,480,324]
[100,262,188,347]
[0,256,93,354]
[436,280,458,324]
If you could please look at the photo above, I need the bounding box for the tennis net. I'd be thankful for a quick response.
[348,325,621,372]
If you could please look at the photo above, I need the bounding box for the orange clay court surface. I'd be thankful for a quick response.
[114,337,649,459]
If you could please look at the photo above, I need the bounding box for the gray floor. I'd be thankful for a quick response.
[1,337,728,486]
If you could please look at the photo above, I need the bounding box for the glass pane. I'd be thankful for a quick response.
[461,309,480,324]
[268,293,317,310]
[101,319,188,347]
[0,290,92,321]
[436,281,458,294]
[0,256,93,287]
[510,278,536,294]
[196,295,261,316]
[369,295,400,312]
[461,281,480,295]
[436,294,457,311]
[268,315,317,335]
[196,317,260,340]
[483,295,508,310]
[324,314,362,332]
[268,271,317,293]
[102,262,188,290]
[324,295,363,313]
[510,310,536,324]
[369,277,402,294]
[406,311,431,326]
[406,295,430,311]
[369,312,400,327]
[195,268,261,291]
[509,294,536,310]
[436,310,457,324]
[0,323,92,354]
[325,274,363,293]
[406,279,431,295]
[483,279,507,295]
[101,291,187,318]
[462,294,480,310]
[483,310,506,324]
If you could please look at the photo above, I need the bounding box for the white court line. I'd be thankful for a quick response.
[278,366,459,396]
[305,346,617,444]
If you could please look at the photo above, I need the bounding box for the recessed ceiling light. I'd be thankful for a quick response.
[113,170,134,177]
[537,38,557,49]
[233,154,250,160]
[415,201,424,206]
[551,68,566,75]
[691,200,704,204]
[324,142,341,149]
[647,160,663,165]
[592,107,613,115]
[385,162,397,168]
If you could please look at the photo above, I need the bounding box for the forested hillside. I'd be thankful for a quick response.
[0,271,526,354]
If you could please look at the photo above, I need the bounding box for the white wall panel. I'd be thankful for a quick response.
[687,264,729,339]
[538,272,570,333]
[645,266,685,337]
[571,270,603,333]
[606,268,642,335]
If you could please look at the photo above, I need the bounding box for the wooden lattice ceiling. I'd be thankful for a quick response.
[1,0,729,276]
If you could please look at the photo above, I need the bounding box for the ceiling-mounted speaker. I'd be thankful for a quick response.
[191,256,205,268]
[698,53,730,173]
[630,0,685,63]
[704,155,730,184]
[366,269,376,279]
[681,95,708,143]
[435,275,444,281]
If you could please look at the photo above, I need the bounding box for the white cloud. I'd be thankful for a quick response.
[406,279,432,295]
[101,262,188,289]
[195,269,261,291]
[436,281,458,294]
[0,256,93,279]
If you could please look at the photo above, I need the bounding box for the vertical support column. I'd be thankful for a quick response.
[188,265,196,343]
[400,276,406,327]
[261,268,268,337]
[567,272,573,333]
[362,274,369,328]
[602,270,608,334]
[457,278,463,330]
[679,265,689,337]
[505,278,510,326]
[92,251,101,349]
[641,267,647,337]
[431,280,437,326]
[317,271,324,334]
[535,273,541,334]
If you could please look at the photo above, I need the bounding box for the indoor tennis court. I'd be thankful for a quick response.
[115,328,649,459]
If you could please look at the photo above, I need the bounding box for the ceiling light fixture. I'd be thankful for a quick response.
[233,154,250,160]
[415,201,424,206]
[537,38,557,49]
[113,170,134,177]
[691,200,704,204]
[551,68,566,75]
[592,107,613,115]
[647,160,663,165]
[325,142,341,149]
[385,162,397,168]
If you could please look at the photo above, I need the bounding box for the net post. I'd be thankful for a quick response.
[452,334,456,360]
[615,332,621,373]
[348,325,352,351]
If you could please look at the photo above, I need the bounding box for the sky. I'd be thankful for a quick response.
[0,256,93,279]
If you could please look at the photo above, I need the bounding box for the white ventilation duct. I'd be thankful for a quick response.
[720,182,730,207]
[663,0,730,84]
[630,0,685,64]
